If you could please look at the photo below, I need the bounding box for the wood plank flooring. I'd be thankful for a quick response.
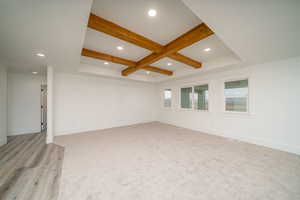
[0,133,64,200]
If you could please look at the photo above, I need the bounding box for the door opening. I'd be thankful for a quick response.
[41,85,47,132]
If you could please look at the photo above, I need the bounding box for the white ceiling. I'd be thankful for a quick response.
[91,0,202,45]
[183,0,300,65]
[0,0,93,74]
[82,0,239,82]
[179,35,237,63]
[83,29,151,61]
[3,0,296,82]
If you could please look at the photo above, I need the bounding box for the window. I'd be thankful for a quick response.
[224,79,248,112]
[194,84,209,110]
[163,89,172,108]
[180,87,193,109]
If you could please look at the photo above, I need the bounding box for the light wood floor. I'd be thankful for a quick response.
[0,133,64,200]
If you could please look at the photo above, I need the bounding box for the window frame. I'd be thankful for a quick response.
[178,82,210,111]
[179,85,194,110]
[193,83,210,112]
[223,77,250,114]
[162,88,172,109]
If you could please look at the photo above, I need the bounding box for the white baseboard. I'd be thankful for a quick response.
[208,128,300,155]
[160,121,300,155]
[8,129,41,136]
[53,120,300,155]
[54,121,156,137]
[0,139,7,147]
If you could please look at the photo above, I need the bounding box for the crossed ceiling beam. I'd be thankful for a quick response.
[83,13,214,76]
[81,48,173,76]
[88,13,203,68]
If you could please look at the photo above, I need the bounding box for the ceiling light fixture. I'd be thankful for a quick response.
[104,62,109,65]
[204,48,211,52]
[146,71,150,74]
[117,46,124,50]
[148,9,157,17]
[36,53,45,57]
[167,62,173,66]
[32,71,38,75]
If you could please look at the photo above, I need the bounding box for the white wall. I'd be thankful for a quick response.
[53,73,158,136]
[0,65,7,146]
[7,73,46,135]
[47,66,54,144]
[157,57,300,155]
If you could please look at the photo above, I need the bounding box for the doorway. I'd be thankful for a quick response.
[41,85,47,132]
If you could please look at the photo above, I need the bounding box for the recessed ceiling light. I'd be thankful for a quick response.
[32,71,38,74]
[146,71,150,74]
[117,46,124,50]
[167,62,173,66]
[204,48,211,52]
[104,62,109,65]
[148,9,157,17]
[36,53,45,57]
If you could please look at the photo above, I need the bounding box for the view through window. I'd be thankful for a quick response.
[163,89,172,108]
[181,87,193,109]
[224,79,248,112]
[194,84,209,110]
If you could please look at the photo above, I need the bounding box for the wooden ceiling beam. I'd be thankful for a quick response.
[143,66,173,76]
[168,53,202,68]
[88,13,162,53]
[81,48,173,76]
[88,13,202,68]
[122,23,214,76]
[82,48,135,66]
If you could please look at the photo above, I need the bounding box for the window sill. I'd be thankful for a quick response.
[222,111,254,118]
[178,108,211,113]
[179,108,193,111]
[194,109,210,113]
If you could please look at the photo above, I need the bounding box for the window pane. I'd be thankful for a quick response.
[163,89,172,108]
[224,79,248,112]
[181,87,192,109]
[194,84,208,110]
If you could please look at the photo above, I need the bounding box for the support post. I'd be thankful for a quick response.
[46,66,54,144]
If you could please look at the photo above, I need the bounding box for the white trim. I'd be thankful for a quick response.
[46,66,54,144]
[8,129,41,136]
[162,88,172,109]
[160,121,300,155]
[54,121,156,137]
[179,86,193,110]
[0,66,7,146]
[178,83,211,112]
[222,76,251,114]
[0,140,7,147]
[193,83,210,112]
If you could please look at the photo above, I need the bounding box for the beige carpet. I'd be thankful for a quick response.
[55,122,300,200]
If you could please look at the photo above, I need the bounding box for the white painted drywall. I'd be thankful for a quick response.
[53,73,159,136]
[157,57,300,154]
[182,0,300,65]
[7,73,46,135]
[47,66,54,144]
[0,65,7,146]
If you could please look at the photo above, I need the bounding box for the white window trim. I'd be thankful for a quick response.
[193,83,210,112]
[162,88,172,109]
[179,85,194,110]
[222,76,251,115]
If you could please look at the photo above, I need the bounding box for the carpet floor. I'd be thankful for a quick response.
[55,122,300,200]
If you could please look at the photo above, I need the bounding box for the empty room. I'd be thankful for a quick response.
[0,0,300,199]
